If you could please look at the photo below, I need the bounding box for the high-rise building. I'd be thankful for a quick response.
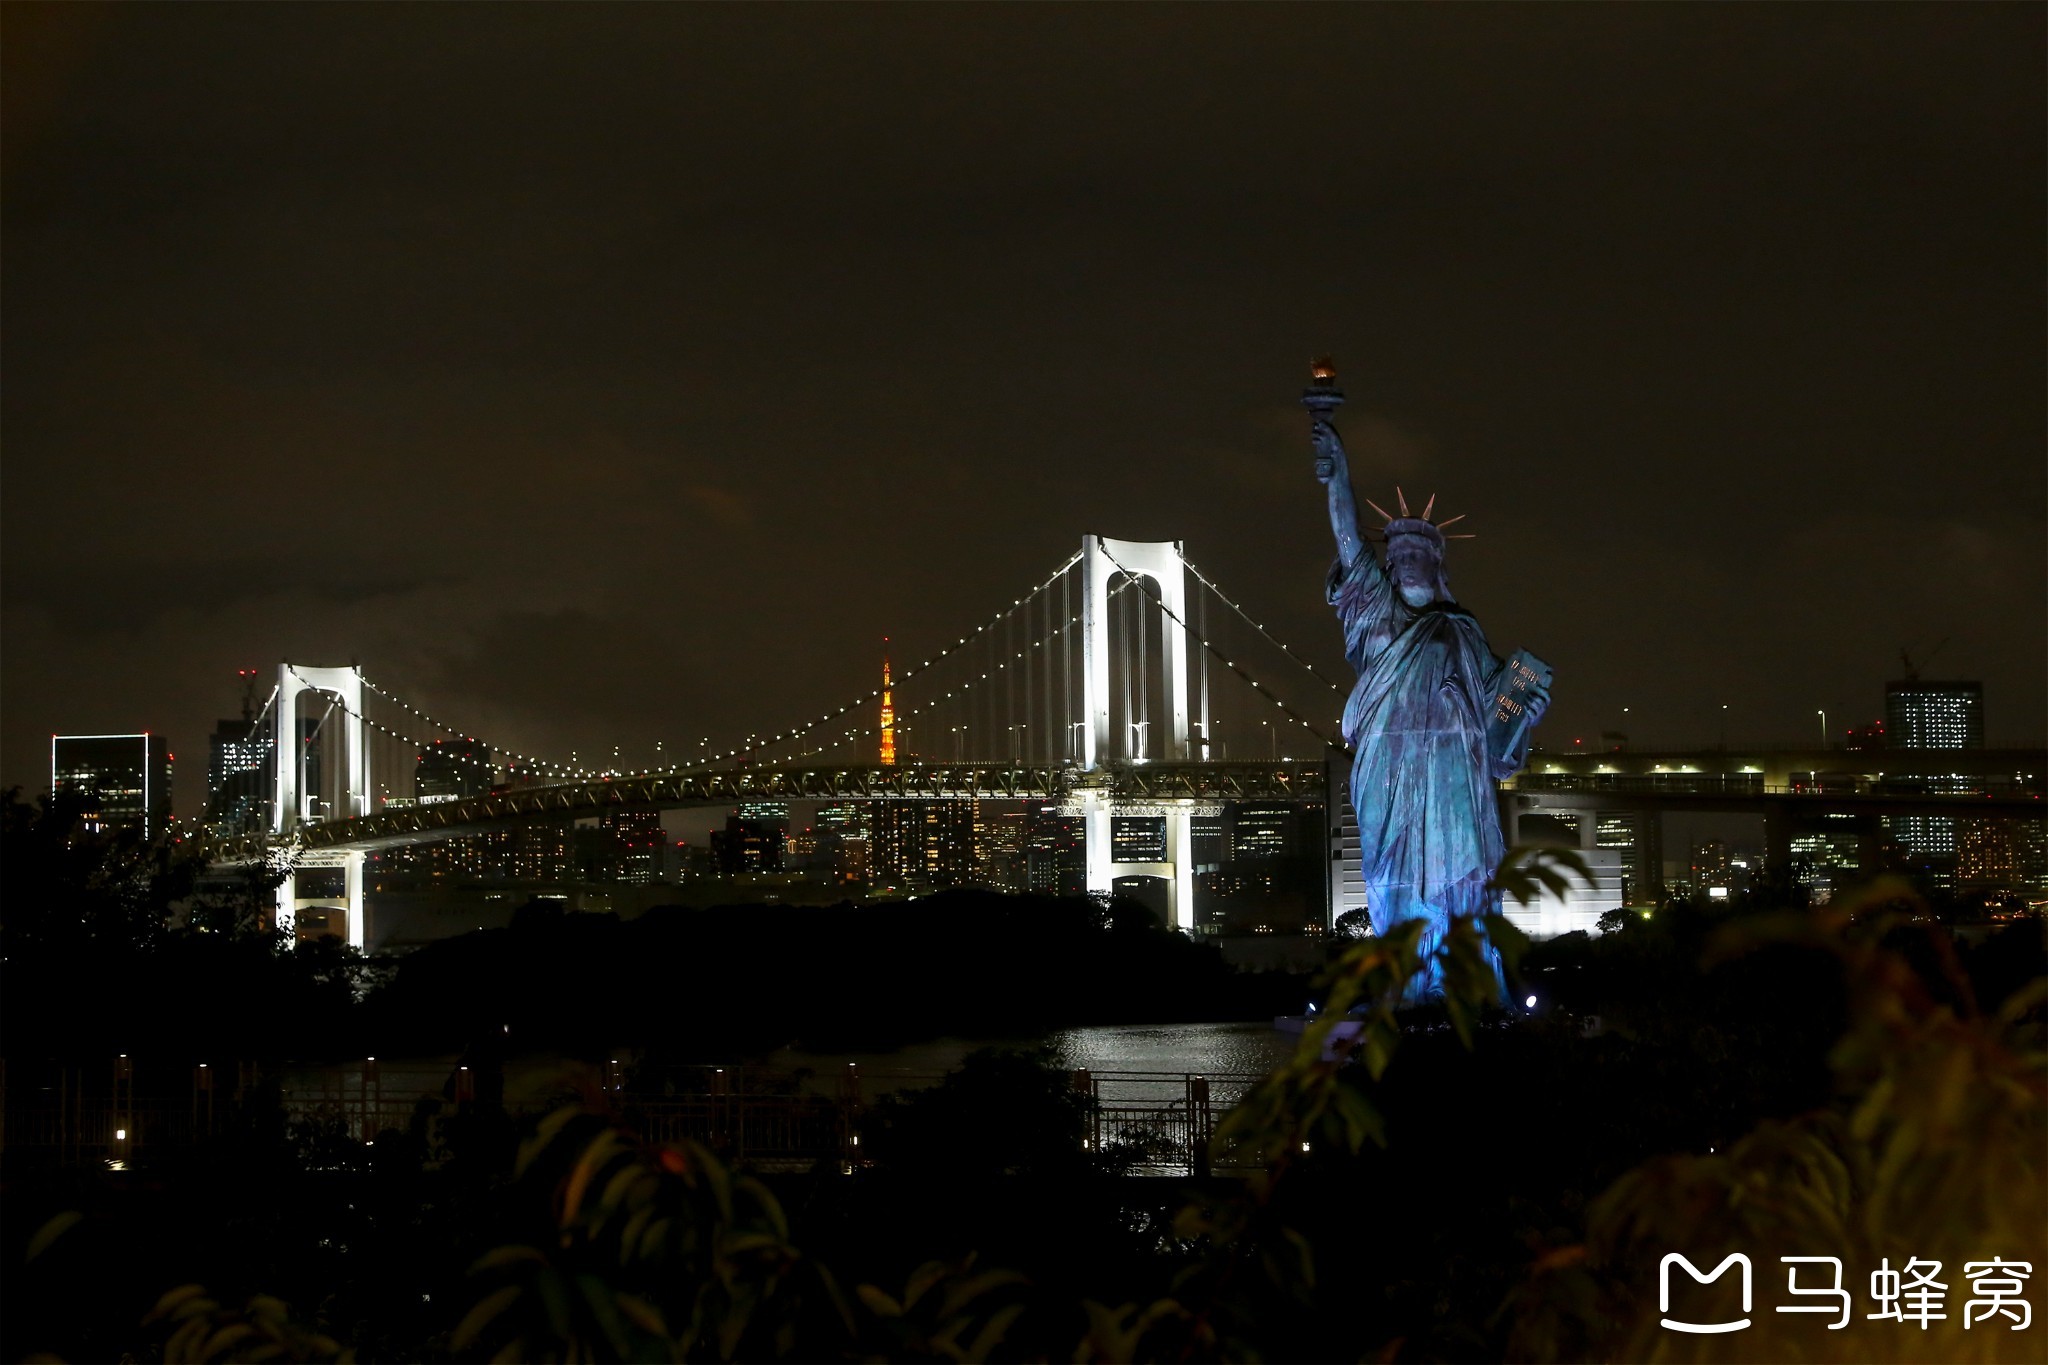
[207,716,269,828]
[1227,803,1295,861]
[1883,679,1983,880]
[1026,803,1087,897]
[979,808,1031,891]
[816,804,867,837]
[714,806,786,874]
[736,801,790,828]
[205,669,269,829]
[52,733,173,837]
[1595,811,1661,903]
[815,803,871,886]
[871,799,977,889]
[920,800,978,886]
[417,738,493,803]
[601,810,666,884]
[836,835,872,887]
[871,802,920,889]
[511,820,574,881]
[1884,681,1983,750]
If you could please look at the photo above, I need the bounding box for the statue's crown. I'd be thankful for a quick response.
[1364,487,1473,547]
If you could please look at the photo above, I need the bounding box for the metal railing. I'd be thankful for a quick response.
[3,1056,1276,1177]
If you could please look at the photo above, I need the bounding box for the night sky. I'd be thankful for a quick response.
[5,4,2043,803]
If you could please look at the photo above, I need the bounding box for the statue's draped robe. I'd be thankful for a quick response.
[1329,546,1507,1000]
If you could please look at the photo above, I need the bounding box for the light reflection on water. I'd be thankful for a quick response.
[774,1021,1294,1088]
[288,1023,1300,1119]
[1050,1021,1295,1077]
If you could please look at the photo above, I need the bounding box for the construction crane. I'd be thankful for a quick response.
[1898,637,1951,681]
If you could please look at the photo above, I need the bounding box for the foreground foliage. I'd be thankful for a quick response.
[9,848,2044,1362]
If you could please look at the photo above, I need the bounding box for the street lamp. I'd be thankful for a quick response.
[1719,704,1729,750]
[1816,709,1827,749]
[1129,720,1150,763]
[1067,720,1087,762]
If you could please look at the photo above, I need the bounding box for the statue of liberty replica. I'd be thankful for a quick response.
[1303,360,1551,1003]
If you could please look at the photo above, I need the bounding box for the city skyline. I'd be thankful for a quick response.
[5,6,2044,797]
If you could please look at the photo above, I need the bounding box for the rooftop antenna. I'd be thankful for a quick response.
[237,668,259,722]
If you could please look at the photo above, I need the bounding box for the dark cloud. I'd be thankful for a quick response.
[3,4,2042,795]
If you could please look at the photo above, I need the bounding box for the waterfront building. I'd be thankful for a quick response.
[871,799,977,890]
[980,807,1031,892]
[52,733,173,837]
[1883,678,1983,881]
[1026,803,1087,897]
[714,807,786,875]
[601,809,666,884]
[416,738,493,802]
[1227,803,1295,861]
[1885,680,1983,750]
[206,716,269,828]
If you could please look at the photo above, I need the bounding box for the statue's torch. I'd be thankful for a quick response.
[1302,357,1345,480]
[1301,356,1345,420]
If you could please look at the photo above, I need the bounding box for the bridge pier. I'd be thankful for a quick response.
[1079,790,1200,931]
[270,663,372,947]
[278,848,367,950]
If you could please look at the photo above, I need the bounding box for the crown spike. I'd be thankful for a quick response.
[1421,493,1436,519]
[1396,486,1410,516]
[1445,533,1476,540]
[1364,497,1394,522]
[1435,513,1467,529]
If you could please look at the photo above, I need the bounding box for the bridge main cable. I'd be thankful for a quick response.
[652,550,1087,772]
[797,574,1140,762]
[1180,554,1347,701]
[1093,542,1344,752]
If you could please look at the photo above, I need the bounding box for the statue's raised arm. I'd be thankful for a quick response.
[1303,359,1368,569]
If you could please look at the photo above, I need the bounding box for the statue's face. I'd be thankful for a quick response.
[1387,539,1443,608]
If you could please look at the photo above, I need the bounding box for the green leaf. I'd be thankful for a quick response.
[574,1272,633,1357]
[468,1244,547,1276]
[613,1291,669,1338]
[535,1269,575,1340]
[856,1283,902,1319]
[965,1302,1026,1363]
[198,1322,258,1361]
[25,1211,82,1264]
[450,1285,522,1351]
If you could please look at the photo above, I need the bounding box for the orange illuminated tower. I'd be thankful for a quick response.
[878,640,896,766]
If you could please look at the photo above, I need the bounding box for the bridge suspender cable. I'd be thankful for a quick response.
[366,549,1090,776]
[297,547,1341,787]
[1093,541,1343,753]
[358,674,585,778]
[792,576,1139,763]
[1180,554,1348,700]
